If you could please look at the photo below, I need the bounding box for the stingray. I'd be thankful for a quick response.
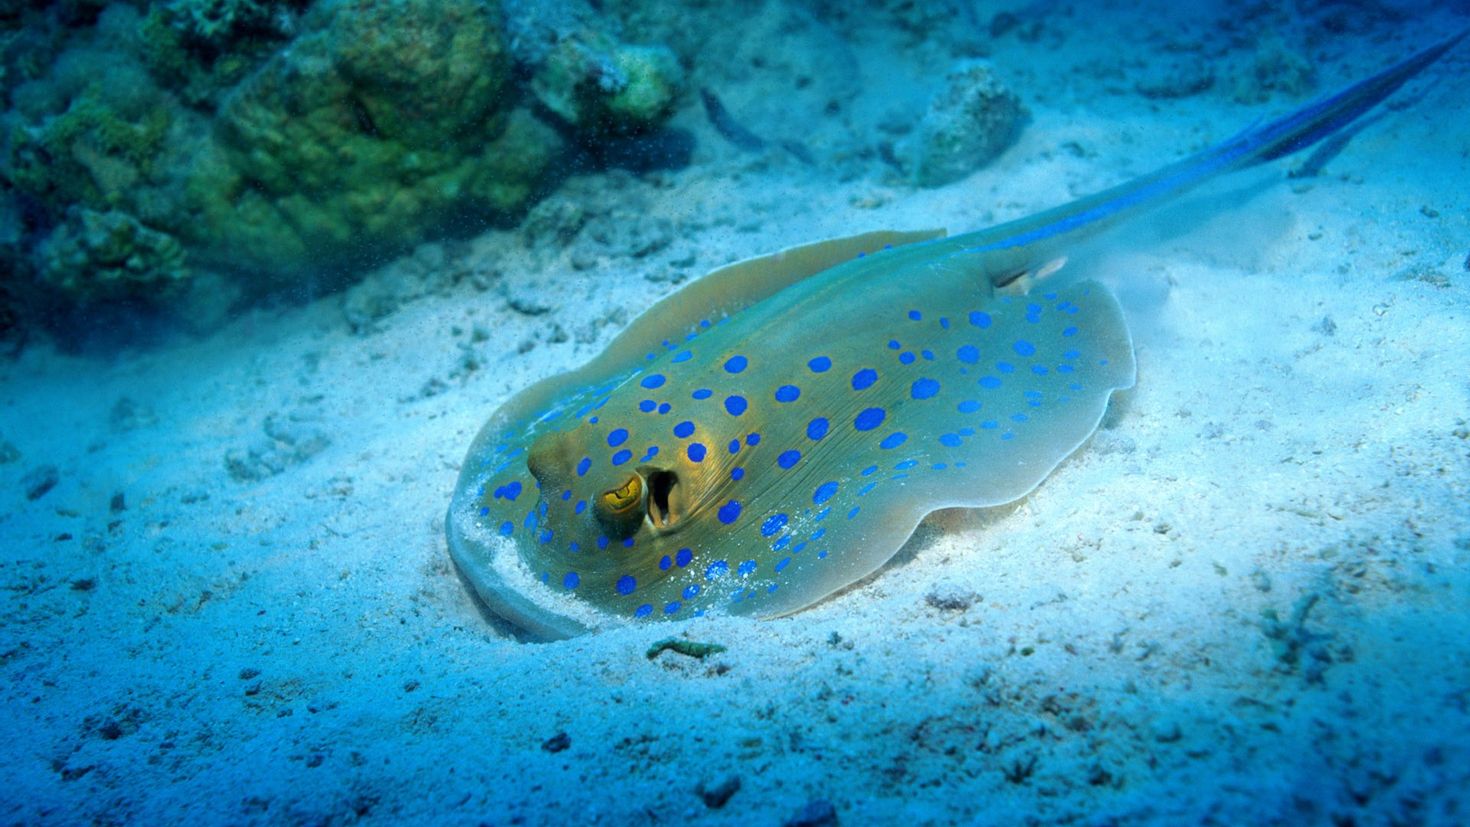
[446,31,1465,639]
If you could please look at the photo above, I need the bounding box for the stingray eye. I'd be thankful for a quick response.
[594,473,646,540]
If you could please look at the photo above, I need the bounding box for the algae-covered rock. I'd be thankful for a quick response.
[37,207,189,301]
[3,50,178,211]
[201,0,560,280]
[139,0,306,109]
[531,28,683,135]
[898,60,1027,188]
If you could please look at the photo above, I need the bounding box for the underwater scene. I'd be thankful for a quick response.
[2,0,1468,823]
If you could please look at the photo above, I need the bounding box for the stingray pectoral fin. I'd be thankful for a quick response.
[594,229,947,370]
[745,279,1135,619]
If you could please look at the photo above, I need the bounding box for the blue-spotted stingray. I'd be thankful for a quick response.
[447,32,1465,639]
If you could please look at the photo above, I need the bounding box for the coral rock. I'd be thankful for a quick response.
[898,60,1027,188]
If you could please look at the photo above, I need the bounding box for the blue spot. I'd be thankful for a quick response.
[813,481,839,504]
[981,420,999,429]
[939,433,963,447]
[597,536,610,549]
[616,575,636,596]
[979,376,1002,389]
[922,350,935,361]
[676,548,693,567]
[911,378,941,399]
[761,513,789,537]
[638,399,656,412]
[1063,326,1078,337]
[673,421,695,438]
[499,521,514,536]
[940,317,950,329]
[623,537,635,548]
[958,399,981,413]
[1058,364,1075,373]
[1011,413,1029,423]
[688,443,707,462]
[808,356,832,372]
[777,450,801,469]
[847,507,861,520]
[1032,365,1049,375]
[657,403,671,414]
[725,395,748,416]
[607,428,629,447]
[738,560,757,576]
[908,310,922,320]
[1026,303,1042,322]
[611,449,632,465]
[774,385,801,403]
[969,311,992,329]
[860,465,878,476]
[479,506,489,516]
[852,368,878,390]
[683,584,701,600]
[896,460,918,470]
[746,433,761,446]
[731,467,745,481]
[706,560,730,580]
[880,432,908,449]
[957,345,979,364]
[899,352,916,365]
[854,407,886,431]
[692,388,713,400]
[640,446,660,462]
[724,355,748,374]
[664,601,682,615]
[807,417,829,440]
[494,481,523,501]
[728,439,741,454]
[672,350,693,362]
[718,500,742,524]
[858,482,877,496]
[812,528,827,541]
[1064,350,1081,360]
[888,339,901,350]
[561,490,572,501]
[634,604,653,618]
[641,374,666,389]
[775,557,792,573]
[659,555,672,571]
[563,572,580,589]
[1013,340,1036,357]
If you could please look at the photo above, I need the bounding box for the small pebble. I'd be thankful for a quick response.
[696,774,741,809]
[784,799,838,827]
[925,580,977,612]
[22,465,59,501]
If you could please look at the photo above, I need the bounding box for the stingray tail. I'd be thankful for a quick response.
[958,27,1468,280]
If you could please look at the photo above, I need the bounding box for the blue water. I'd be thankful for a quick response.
[2,1,1468,824]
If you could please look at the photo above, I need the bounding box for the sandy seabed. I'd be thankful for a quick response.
[3,3,1469,825]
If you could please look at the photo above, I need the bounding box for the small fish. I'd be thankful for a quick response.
[701,87,815,164]
[447,32,1466,639]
